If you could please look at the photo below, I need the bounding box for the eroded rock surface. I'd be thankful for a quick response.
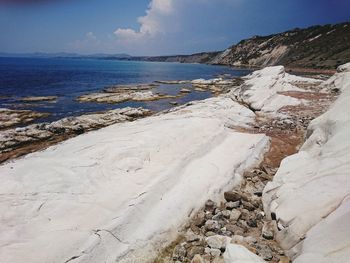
[0,108,49,129]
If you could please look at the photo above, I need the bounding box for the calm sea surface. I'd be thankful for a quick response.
[0,57,251,123]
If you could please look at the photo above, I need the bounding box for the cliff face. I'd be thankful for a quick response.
[213,22,350,69]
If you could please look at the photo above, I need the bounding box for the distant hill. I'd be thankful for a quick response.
[121,22,350,70]
[212,22,350,69]
[120,51,221,64]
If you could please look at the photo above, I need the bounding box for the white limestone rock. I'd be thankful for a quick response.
[263,63,350,262]
[0,96,269,263]
[231,65,322,113]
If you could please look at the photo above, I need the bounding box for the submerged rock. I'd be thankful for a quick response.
[78,82,179,104]
[19,96,58,102]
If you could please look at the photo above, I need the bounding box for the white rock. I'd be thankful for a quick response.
[224,244,265,263]
[263,63,350,262]
[0,96,269,263]
[230,65,322,113]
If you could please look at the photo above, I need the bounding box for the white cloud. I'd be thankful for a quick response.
[114,0,175,42]
[86,31,97,40]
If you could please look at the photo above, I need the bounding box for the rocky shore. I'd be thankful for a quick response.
[0,108,50,129]
[0,107,151,163]
[77,78,242,104]
[0,64,348,263]
[77,83,178,104]
[153,66,338,263]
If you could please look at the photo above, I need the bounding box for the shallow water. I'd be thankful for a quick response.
[0,57,251,123]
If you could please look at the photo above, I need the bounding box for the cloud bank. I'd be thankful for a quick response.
[114,0,175,43]
[112,0,238,55]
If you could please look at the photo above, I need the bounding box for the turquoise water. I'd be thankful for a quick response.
[0,57,251,123]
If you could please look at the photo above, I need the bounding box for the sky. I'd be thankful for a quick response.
[0,0,349,56]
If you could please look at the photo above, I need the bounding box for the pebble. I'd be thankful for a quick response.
[173,244,187,261]
[187,246,205,260]
[204,200,216,212]
[186,230,201,242]
[262,222,275,240]
[229,210,242,221]
[193,211,206,227]
[225,201,240,210]
[221,210,231,219]
[205,220,220,232]
[224,191,241,202]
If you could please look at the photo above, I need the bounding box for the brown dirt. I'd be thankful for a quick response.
[285,67,336,75]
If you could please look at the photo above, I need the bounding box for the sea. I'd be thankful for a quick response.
[0,57,251,123]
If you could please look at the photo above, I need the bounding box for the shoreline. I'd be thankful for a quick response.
[0,64,348,263]
[0,77,243,164]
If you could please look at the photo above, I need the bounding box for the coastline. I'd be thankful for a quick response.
[0,64,349,263]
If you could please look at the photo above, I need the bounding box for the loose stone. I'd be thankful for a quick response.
[225,201,240,210]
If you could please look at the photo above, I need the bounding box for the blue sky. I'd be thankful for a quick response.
[0,0,349,56]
